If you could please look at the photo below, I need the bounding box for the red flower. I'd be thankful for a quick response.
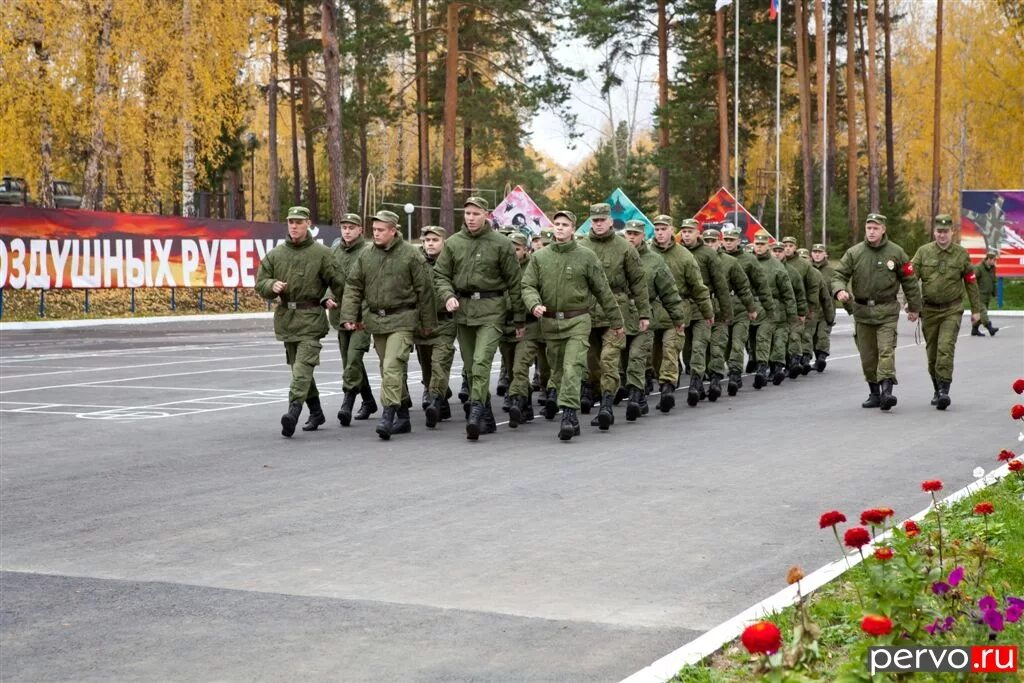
[974,502,995,516]
[921,480,943,493]
[741,621,783,655]
[1009,460,1023,472]
[1013,378,1024,394]
[1012,405,1024,420]
[860,507,894,525]
[862,614,894,636]
[874,547,894,561]
[819,510,847,528]
[844,527,872,549]
[903,520,921,537]
[998,449,1017,462]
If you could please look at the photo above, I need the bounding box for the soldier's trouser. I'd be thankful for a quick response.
[625,330,653,389]
[285,340,322,402]
[337,329,371,391]
[854,318,898,383]
[922,307,963,382]
[788,318,806,356]
[770,319,789,363]
[652,327,684,383]
[546,334,590,409]
[811,318,831,354]
[587,327,627,394]
[979,299,991,325]
[709,321,729,376]
[727,317,750,374]
[498,339,518,380]
[457,323,503,403]
[683,319,712,376]
[372,330,413,407]
[415,333,457,395]
[753,320,773,363]
[509,339,549,397]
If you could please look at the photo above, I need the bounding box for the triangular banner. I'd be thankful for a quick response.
[692,187,774,243]
[576,187,655,239]
[491,185,553,235]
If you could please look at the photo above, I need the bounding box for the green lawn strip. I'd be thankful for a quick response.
[673,471,1024,682]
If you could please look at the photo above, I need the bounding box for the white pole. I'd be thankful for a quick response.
[821,0,828,245]
[775,0,781,239]
[734,0,740,200]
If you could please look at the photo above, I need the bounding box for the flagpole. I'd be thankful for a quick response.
[734,0,740,200]
[820,0,828,245]
[775,0,781,239]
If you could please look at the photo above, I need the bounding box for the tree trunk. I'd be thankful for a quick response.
[415,0,431,226]
[827,11,838,195]
[268,12,280,221]
[181,0,196,217]
[35,40,54,209]
[353,1,369,212]
[657,0,670,212]
[796,0,815,244]
[321,0,346,223]
[931,0,943,221]
[715,8,729,190]
[815,0,826,160]
[81,0,115,210]
[463,119,473,192]
[440,2,460,232]
[865,0,879,212]
[846,0,858,241]
[297,5,319,222]
[882,0,895,204]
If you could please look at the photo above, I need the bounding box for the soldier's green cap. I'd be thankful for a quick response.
[934,214,953,229]
[372,209,400,226]
[498,227,515,236]
[754,233,771,245]
[624,219,646,234]
[797,248,810,257]
[553,209,577,224]
[678,218,700,231]
[340,212,362,226]
[652,214,674,226]
[865,212,887,226]
[509,232,528,247]
[286,206,310,220]
[986,248,999,257]
[464,196,489,211]
[721,224,741,238]
[770,242,785,251]
[702,228,722,240]
[781,236,798,245]
[421,225,446,238]
[589,203,612,219]
[540,229,555,243]
[811,243,827,251]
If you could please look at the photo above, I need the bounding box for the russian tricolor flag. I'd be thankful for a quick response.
[769,0,780,20]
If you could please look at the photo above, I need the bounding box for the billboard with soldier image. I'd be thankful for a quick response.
[960,190,1024,277]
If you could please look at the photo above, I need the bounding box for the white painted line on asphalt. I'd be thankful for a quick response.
[620,463,1017,683]
[0,312,274,331]
[0,363,284,395]
[0,353,281,380]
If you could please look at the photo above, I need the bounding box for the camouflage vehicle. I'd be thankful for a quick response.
[52,180,82,209]
[0,176,29,205]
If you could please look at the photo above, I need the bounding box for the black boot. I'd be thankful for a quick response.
[800,353,812,375]
[753,362,768,390]
[971,323,985,336]
[771,362,786,386]
[814,351,828,373]
[543,389,558,420]
[726,372,740,397]
[302,396,326,431]
[502,394,513,412]
[424,392,440,428]
[391,404,412,435]
[496,373,509,397]
[686,375,701,407]
[930,377,939,406]
[420,387,431,410]
[658,382,676,412]
[596,392,614,430]
[354,384,377,420]
[508,395,525,428]
[787,356,802,379]
[281,399,303,437]
[614,386,629,405]
[376,406,396,440]
[580,382,594,414]
[862,382,881,408]
[558,408,576,441]
[986,322,999,336]
[645,370,655,395]
[458,374,470,403]
[466,401,484,440]
[707,373,722,402]
[745,358,758,373]
[531,369,541,394]
[522,391,534,422]
[439,397,452,421]
[481,401,497,434]
[936,380,951,411]
[625,387,642,421]
[696,377,707,400]
[638,391,650,415]
[879,378,897,411]
[337,389,358,427]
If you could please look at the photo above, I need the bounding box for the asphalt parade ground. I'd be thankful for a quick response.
[1,313,1022,682]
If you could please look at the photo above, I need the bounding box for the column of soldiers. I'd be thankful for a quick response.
[257,204,997,441]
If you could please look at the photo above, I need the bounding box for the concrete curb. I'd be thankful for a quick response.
[0,312,273,331]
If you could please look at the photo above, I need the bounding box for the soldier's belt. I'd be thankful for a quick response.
[372,304,416,316]
[456,289,504,300]
[280,300,323,310]
[437,311,455,320]
[922,297,962,309]
[854,297,896,306]
[541,309,589,320]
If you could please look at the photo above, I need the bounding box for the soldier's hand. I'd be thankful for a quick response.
[674,323,686,334]
[836,290,850,302]
[445,297,460,312]
[611,327,626,339]
[639,318,650,333]
[971,312,981,324]
[515,326,525,339]
[907,311,920,323]
[323,298,338,310]
[272,280,287,294]
[706,317,714,326]
[798,315,806,323]
[420,327,432,337]
[532,305,546,318]
[748,310,758,321]
[343,322,357,330]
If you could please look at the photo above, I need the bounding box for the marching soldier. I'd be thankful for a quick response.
[774,241,808,382]
[721,225,775,394]
[521,210,623,441]
[497,233,531,411]
[911,214,982,409]
[703,228,757,400]
[414,225,457,428]
[972,249,1000,336]
[255,206,345,437]
[783,236,822,377]
[832,213,922,411]
[508,230,552,427]
[809,243,837,371]
[753,236,797,387]
[340,210,437,440]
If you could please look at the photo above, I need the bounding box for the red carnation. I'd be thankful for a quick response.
[974,502,995,516]
[874,547,894,561]
[861,614,894,636]
[921,480,943,493]
[819,510,847,529]
[1013,378,1024,395]
[1009,460,1023,472]
[903,520,921,537]
[844,526,872,549]
[999,449,1017,462]
[1012,404,1024,420]
[741,621,783,655]
[860,507,893,525]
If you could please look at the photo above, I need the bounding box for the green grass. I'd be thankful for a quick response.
[997,279,1024,311]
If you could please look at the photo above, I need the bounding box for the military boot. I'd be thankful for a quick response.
[354,384,377,420]
[376,406,396,440]
[814,351,828,373]
[800,353,812,375]
[481,401,498,434]
[531,369,541,394]
[595,392,615,430]
[466,401,485,440]
[337,389,358,427]
[862,382,881,408]
[930,377,939,406]
[879,378,897,411]
[496,373,510,397]
[745,358,758,373]
[625,387,643,421]
[697,376,707,400]
[424,392,440,428]
[458,374,470,403]
[771,362,786,386]
[580,382,594,414]
[787,356,802,379]
[521,392,535,422]
[986,322,999,336]
[645,369,655,395]
[281,399,303,437]
[543,389,559,420]
[558,408,577,441]
[420,387,431,411]
[658,382,675,413]
[726,371,740,397]
[971,323,985,336]
[686,375,701,407]
[638,391,650,415]
[508,395,525,428]
[707,373,722,402]
[502,394,513,412]
[439,396,452,421]
[614,385,628,405]
[391,404,412,435]
[753,363,769,390]
[936,380,951,411]
[302,396,326,431]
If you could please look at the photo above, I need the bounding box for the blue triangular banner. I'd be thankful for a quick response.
[575,188,655,239]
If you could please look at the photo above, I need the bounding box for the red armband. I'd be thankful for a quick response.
[900,262,915,277]
[964,271,977,283]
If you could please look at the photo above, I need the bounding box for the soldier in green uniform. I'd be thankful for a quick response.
[911,214,982,409]
[522,211,623,441]
[773,241,808,382]
[256,206,346,437]
[783,236,822,377]
[722,225,774,394]
[413,225,458,428]
[578,202,650,430]
[650,216,713,412]
[678,219,733,406]
[339,210,437,440]
[809,243,837,371]
[328,213,376,427]
[832,213,922,411]
[753,236,797,388]
[497,233,530,412]
[703,227,757,399]
[508,228,555,427]
[434,197,525,441]
[972,249,999,336]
